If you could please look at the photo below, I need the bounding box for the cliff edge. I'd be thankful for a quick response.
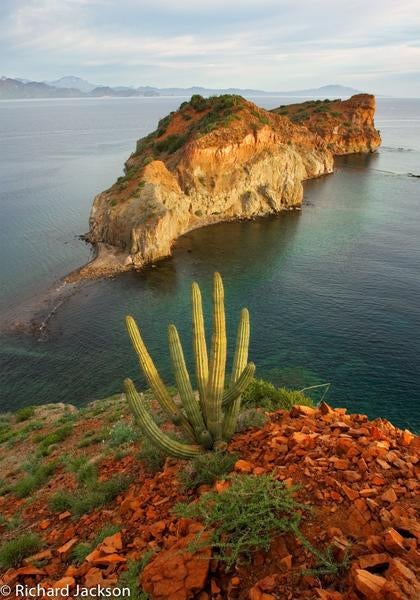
[70,94,380,280]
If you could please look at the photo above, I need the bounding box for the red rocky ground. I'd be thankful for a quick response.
[0,401,418,599]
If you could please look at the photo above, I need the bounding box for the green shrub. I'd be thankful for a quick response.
[15,406,35,422]
[180,452,238,490]
[190,94,208,111]
[241,379,313,411]
[137,437,166,472]
[175,474,345,574]
[156,113,173,136]
[117,551,154,600]
[35,424,73,456]
[0,533,42,568]
[174,474,307,567]
[236,408,267,432]
[154,134,188,154]
[77,430,104,448]
[65,455,98,486]
[49,476,130,517]
[314,105,329,113]
[108,422,138,448]
[71,542,91,565]
[13,460,57,498]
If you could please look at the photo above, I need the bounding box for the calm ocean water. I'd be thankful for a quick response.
[0,96,419,430]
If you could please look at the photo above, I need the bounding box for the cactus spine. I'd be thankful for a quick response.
[124,272,255,458]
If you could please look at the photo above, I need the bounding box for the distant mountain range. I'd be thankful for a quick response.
[0,76,362,100]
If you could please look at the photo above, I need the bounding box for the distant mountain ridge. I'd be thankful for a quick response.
[0,76,361,100]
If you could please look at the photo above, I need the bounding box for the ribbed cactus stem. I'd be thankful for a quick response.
[191,282,209,419]
[223,308,250,440]
[124,379,203,459]
[125,315,195,440]
[206,272,226,440]
[168,324,209,442]
[222,362,256,407]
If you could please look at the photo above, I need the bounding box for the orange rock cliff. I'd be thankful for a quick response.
[74,94,380,280]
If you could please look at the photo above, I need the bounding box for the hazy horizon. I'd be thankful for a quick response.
[0,1,419,97]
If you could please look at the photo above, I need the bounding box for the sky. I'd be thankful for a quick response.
[0,0,419,96]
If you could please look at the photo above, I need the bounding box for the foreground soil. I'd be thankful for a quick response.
[0,397,418,599]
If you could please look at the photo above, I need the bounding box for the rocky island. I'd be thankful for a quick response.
[71,94,380,280]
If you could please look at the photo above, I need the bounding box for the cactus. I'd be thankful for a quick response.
[124,272,255,458]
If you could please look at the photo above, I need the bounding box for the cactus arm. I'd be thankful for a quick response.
[124,378,204,459]
[125,315,195,440]
[222,362,256,408]
[168,324,210,442]
[191,282,209,419]
[223,308,250,440]
[206,272,227,440]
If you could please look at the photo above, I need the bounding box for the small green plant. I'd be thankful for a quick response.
[71,525,121,564]
[124,273,255,458]
[49,476,130,517]
[174,474,307,568]
[236,408,267,432]
[137,437,167,472]
[108,422,138,448]
[175,474,346,574]
[71,542,91,565]
[180,452,238,490]
[13,460,57,498]
[35,424,73,456]
[65,455,98,486]
[118,551,154,600]
[77,430,104,448]
[241,379,314,411]
[0,533,42,568]
[15,406,36,422]
[189,94,208,111]
[154,133,188,154]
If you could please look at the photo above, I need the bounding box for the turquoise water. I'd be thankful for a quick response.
[0,97,419,430]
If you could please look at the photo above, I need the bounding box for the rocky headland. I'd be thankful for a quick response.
[68,93,380,281]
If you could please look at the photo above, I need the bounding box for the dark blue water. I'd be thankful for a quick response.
[0,97,419,431]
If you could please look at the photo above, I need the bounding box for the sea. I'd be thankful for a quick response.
[0,95,419,431]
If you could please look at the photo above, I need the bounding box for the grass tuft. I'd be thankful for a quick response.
[180,452,238,490]
[48,475,130,517]
[0,533,42,568]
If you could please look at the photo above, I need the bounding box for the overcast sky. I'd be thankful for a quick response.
[1,0,419,95]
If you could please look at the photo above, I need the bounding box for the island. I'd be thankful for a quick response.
[70,94,381,281]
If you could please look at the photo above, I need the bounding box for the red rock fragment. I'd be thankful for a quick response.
[381,487,397,503]
[341,483,359,501]
[234,459,254,473]
[290,404,316,417]
[358,553,389,570]
[39,519,51,530]
[58,511,71,520]
[141,530,211,600]
[354,569,386,597]
[383,528,405,554]
[57,537,78,558]
[92,553,127,565]
[99,532,123,553]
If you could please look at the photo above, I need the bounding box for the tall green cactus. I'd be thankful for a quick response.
[124,272,255,458]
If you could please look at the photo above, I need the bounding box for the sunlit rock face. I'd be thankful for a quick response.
[82,94,380,278]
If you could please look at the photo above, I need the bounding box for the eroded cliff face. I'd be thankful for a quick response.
[76,94,380,279]
[272,94,381,155]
